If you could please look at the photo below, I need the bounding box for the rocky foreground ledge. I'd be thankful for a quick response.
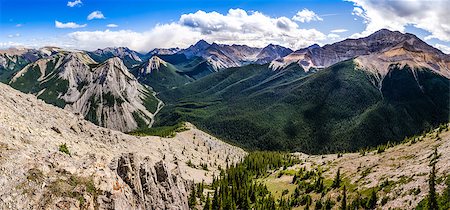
[0,83,246,209]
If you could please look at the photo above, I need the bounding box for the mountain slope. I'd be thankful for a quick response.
[133,55,193,92]
[258,124,450,209]
[0,47,60,82]
[179,40,292,70]
[270,29,448,71]
[0,82,245,209]
[157,57,450,153]
[8,51,161,132]
[88,47,143,68]
[255,44,293,64]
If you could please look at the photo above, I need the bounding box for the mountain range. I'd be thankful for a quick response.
[1,28,450,209]
[0,29,449,153]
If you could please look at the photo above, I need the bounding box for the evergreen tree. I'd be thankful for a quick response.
[332,168,341,189]
[366,189,377,209]
[341,185,347,210]
[188,185,197,209]
[203,193,211,210]
[428,148,439,210]
[314,199,323,210]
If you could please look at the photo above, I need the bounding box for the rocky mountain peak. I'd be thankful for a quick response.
[93,47,142,63]
[194,39,210,48]
[140,56,168,74]
[94,57,134,85]
[270,29,449,71]
[256,44,293,64]
[149,47,181,55]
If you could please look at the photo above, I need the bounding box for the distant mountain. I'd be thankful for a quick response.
[179,40,292,70]
[0,47,66,82]
[148,47,181,56]
[157,30,450,153]
[133,55,192,92]
[8,51,160,132]
[270,29,449,72]
[88,47,143,68]
[255,44,293,64]
[179,39,211,59]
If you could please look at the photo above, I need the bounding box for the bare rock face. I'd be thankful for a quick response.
[270,29,450,75]
[180,40,292,70]
[7,51,160,132]
[112,154,189,210]
[0,82,246,209]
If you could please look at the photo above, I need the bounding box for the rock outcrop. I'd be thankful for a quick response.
[112,154,189,209]
[0,82,246,209]
[7,52,161,132]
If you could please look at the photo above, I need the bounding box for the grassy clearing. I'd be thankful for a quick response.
[127,121,189,138]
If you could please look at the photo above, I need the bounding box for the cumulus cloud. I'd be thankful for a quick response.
[106,24,118,28]
[67,0,82,7]
[327,33,340,40]
[347,0,450,42]
[330,29,347,33]
[68,8,326,52]
[292,9,323,23]
[55,20,86,29]
[87,11,105,20]
[68,24,201,52]
[435,44,450,54]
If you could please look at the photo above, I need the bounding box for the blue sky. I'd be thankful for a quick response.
[1,0,449,53]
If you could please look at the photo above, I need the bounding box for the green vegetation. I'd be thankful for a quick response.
[156,61,449,154]
[127,122,188,137]
[85,96,100,125]
[58,143,70,155]
[188,152,299,209]
[141,91,160,113]
[131,61,192,92]
[102,91,124,107]
[416,148,450,210]
[193,151,391,209]
[0,54,32,82]
[44,172,101,209]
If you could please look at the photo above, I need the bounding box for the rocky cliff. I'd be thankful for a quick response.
[0,82,246,209]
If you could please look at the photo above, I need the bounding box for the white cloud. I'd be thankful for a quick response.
[0,41,25,48]
[7,34,20,38]
[347,0,450,42]
[15,24,22,27]
[87,11,105,20]
[292,9,323,23]
[434,44,450,54]
[68,8,326,52]
[330,29,348,33]
[55,20,87,29]
[67,0,82,7]
[327,33,340,40]
[68,24,201,52]
[106,24,118,28]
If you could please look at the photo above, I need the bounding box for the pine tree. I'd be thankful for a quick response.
[367,189,377,209]
[189,185,197,209]
[332,168,341,188]
[203,193,211,210]
[314,199,323,210]
[428,148,439,210]
[212,188,220,210]
[341,185,347,210]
